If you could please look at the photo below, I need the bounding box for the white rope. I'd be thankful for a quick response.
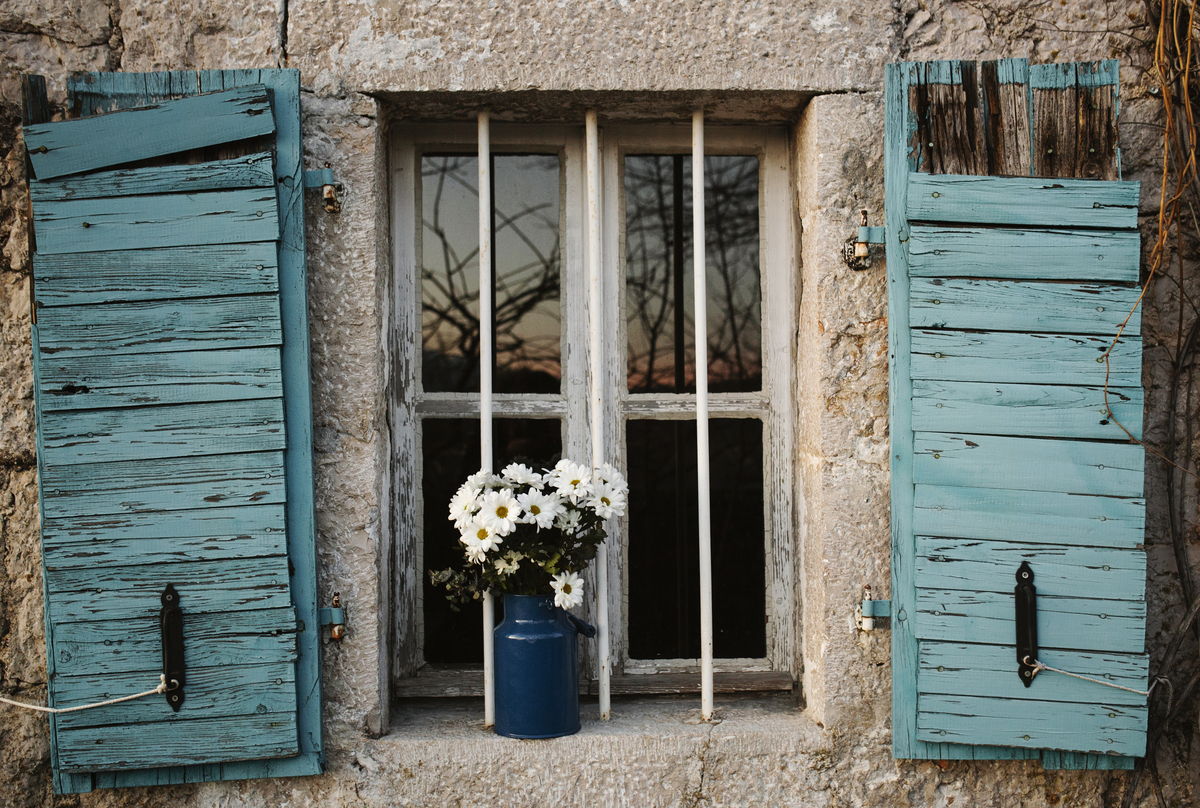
[0,675,174,715]
[1027,656,1159,698]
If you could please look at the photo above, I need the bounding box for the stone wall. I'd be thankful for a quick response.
[0,1,1193,806]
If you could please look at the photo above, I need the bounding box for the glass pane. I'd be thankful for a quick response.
[421,154,562,394]
[624,155,761,394]
[422,418,563,663]
[626,418,765,660]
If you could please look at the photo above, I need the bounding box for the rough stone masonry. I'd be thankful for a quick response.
[0,1,1194,806]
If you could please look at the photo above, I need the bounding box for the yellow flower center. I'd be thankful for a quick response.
[601,497,610,506]
[562,584,572,594]
[570,478,581,486]
[531,505,541,515]
[476,527,488,540]
[496,506,508,518]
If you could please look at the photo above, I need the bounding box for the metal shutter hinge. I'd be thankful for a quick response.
[856,585,891,631]
[842,210,885,271]
[303,164,341,213]
[320,592,345,640]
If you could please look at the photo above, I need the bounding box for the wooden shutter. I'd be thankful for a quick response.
[23,69,322,793]
[886,59,1147,768]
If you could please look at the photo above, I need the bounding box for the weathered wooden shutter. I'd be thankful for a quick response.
[22,69,322,793]
[886,59,1147,768]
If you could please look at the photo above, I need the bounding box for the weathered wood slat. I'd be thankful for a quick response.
[32,152,275,203]
[919,643,1147,705]
[37,295,282,357]
[913,485,1145,548]
[43,504,287,566]
[57,713,297,773]
[34,243,279,307]
[912,380,1143,440]
[916,589,1146,654]
[40,451,286,518]
[911,279,1140,335]
[908,227,1140,282]
[56,662,295,730]
[911,330,1141,387]
[915,537,1145,601]
[41,398,286,465]
[914,432,1144,497]
[33,188,280,255]
[1030,62,1079,179]
[912,60,985,175]
[918,693,1146,756]
[46,556,292,622]
[907,174,1139,229]
[1073,62,1119,181]
[67,71,200,117]
[52,607,297,676]
[38,347,283,411]
[25,85,275,180]
[980,58,1031,176]
[1041,750,1135,770]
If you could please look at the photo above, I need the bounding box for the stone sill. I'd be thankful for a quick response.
[376,691,829,748]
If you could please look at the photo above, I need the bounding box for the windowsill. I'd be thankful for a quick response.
[381,691,826,747]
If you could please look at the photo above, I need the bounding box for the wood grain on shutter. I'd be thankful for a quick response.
[25,72,319,786]
[888,58,1146,767]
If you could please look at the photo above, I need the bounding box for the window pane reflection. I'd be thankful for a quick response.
[626,418,766,660]
[421,417,563,663]
[421,155,562,394]
[625,155,762,394]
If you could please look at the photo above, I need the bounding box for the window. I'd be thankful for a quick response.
[389,122,797,688]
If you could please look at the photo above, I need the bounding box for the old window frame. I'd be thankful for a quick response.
[387,120,798,688]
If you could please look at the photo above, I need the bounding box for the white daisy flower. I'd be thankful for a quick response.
[448,486,480,529]
[478,488,520,536]
[549,460,592,503]
[517,489,565,529]
[461,518,502,558]
[595,462,629,494]
[554,510,582,534]
[588,481,626,520]
[501,463,543,487]
[494,553,521,576]
[551,571,584,610]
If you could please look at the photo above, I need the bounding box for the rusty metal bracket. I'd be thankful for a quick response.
[303,164,341,213]
[320,593,345,640]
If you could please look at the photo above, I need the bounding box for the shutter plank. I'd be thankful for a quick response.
[34,243,279,306]
[911,330,1141,386]
[915,537,1146,601]
[914,433,1144,497]
[46,556,292,622]
[55,662,295,730]
[916,590,1145,653]
[42,398,286,464]
[25,85,275,180]
[919,643,1147,705]
[43,504,287,568]
[912,380,1143,440]
[41,451,286,517]
[918,694,1146,756]
[909,227,1139,281]
[37,295,282,357]
[911,279,1141,333]
[53,608,297,677]
[914,485,1145,548]
[39,347,283,410]
[32,152,275,203]
[907,174,1139,228]
[57,713,298,773]
[34,189,280,255]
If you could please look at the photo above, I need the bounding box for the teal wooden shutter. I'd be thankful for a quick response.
[23,69,322,793]
[886,60,1147,768]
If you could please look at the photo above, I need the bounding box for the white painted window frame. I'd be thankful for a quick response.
[388,121,797,686]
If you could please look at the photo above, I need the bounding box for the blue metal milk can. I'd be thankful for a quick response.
[494,594,596,739]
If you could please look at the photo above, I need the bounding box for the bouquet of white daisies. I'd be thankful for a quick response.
[430,459,628,611]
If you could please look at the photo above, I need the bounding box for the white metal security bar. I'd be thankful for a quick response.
[585,110,612,720]
[478,111,496,727]
[693,109,715,721]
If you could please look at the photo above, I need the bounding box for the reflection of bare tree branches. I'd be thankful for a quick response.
[625,155,762,393]
[421,156,561,392]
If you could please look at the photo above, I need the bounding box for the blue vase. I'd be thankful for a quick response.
[494,594,594,739]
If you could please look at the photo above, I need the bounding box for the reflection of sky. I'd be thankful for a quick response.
[624,155,762,394]
[421,155,562,393]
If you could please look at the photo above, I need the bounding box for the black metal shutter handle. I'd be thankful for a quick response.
[160,584,185,711]
[1015,562,1038,687]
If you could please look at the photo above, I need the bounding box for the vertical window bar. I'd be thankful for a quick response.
[672,155,688,652]
[585,110,612,721]
[692,110,714,721]
[478,111,496,727]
